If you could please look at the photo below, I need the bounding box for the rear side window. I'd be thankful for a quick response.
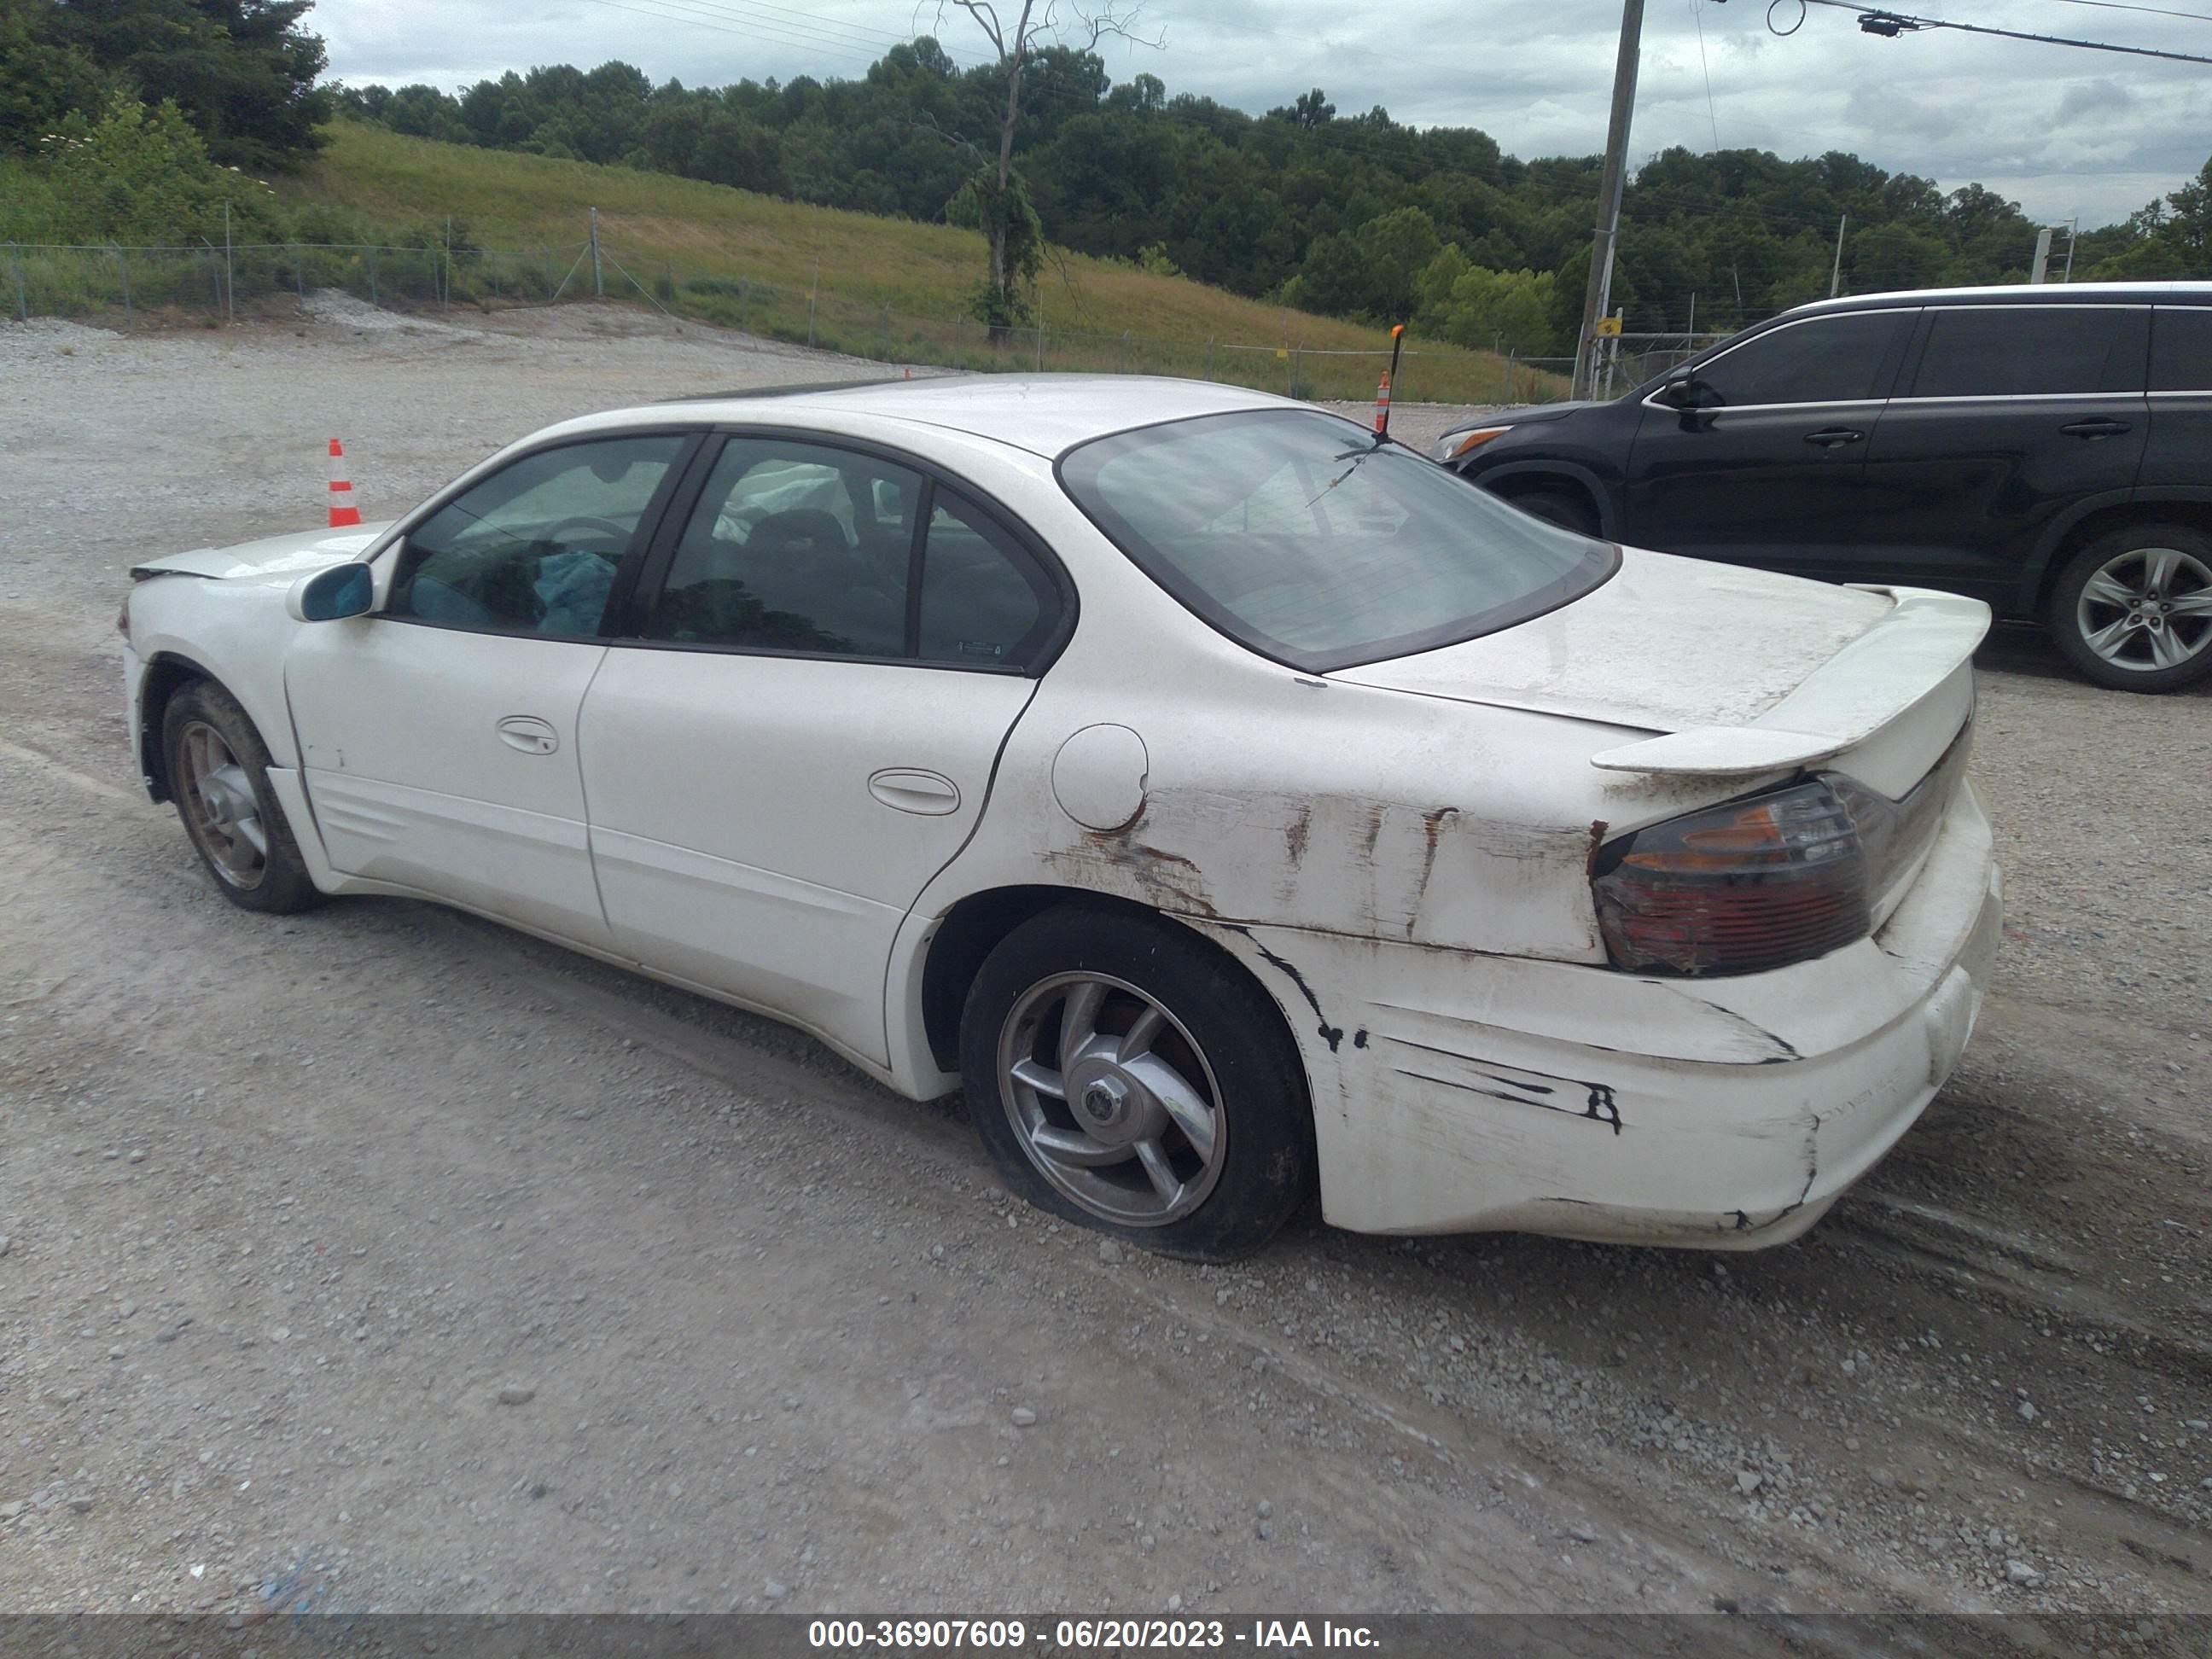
[644,439,921,658]
[1909,306,2148,398]
[917,491,1056,667]
[1690,311,1909,406]
[2150,307,2212,392]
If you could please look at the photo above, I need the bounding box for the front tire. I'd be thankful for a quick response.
[959,905,1315,1261]
[2046,524,2212,691]
[162,680,323,913]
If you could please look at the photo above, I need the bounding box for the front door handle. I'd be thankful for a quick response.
[868,768,961,817]
[495,715,560,755]
[1803,428,1865,448]
[2060,418,2131,439]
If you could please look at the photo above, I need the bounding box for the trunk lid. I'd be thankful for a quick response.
[1331,547,1989,798]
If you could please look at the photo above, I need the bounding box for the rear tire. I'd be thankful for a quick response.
[2046,523,2212,692]
[162,680,323,913]
[959,905,1315,1261]
[1499,484,1602,538]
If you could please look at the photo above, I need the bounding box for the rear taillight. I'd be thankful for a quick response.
[1592,779,1871,975]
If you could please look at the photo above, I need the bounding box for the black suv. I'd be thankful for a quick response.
[1433,282,2212,691]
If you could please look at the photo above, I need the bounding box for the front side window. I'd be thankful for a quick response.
[389,435,685,636]
[2150,306,2212,393]
[1909,306,2148,398]
[1059,409,1613,672]
[643,439,920,657]
[1687,311,1909,407]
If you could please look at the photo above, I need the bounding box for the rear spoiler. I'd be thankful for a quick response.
[1589,587,1990,777]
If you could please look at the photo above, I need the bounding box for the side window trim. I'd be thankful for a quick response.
[902,476,936,661]
[383,429,704,642]
[614,424,1079,677]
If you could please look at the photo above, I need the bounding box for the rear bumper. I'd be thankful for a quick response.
[1195,781,2002,1247]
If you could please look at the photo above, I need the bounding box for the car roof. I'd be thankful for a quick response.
[631,374,1303,457]
[1787,281,2212,318]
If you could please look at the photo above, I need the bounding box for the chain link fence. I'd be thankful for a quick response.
[4,235,1575,409]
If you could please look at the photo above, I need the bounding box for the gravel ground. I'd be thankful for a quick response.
[0,300,2208,1634]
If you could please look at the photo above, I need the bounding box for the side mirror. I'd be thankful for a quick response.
[287,562,374,623]
[1656,373,1720,410]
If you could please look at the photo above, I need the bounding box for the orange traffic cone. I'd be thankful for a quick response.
[328,439,361,529]
[1371,370,1392,437]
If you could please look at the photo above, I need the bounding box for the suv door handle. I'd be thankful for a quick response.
[1803,428,1865,448]
[2060,418,2131,439]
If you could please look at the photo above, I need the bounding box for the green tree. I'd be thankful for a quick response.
[46,0,332,170]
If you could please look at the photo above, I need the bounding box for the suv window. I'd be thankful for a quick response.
[1687,311,1908,407]
[390,436,685,636]
[1909,306,2148,398]
[643,439,921,658]
[2151,306,2212,393]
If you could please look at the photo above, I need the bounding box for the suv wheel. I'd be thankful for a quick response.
[2047,524,2212,692]
[1501,485,1600,538]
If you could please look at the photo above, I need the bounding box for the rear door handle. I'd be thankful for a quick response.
[1803,428,1864,448]
[868,768,961,816]
[2060,418,2131,439]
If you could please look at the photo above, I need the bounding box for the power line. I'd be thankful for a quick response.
[1689,0,1723,150]
[2034,0,2212,24]
[1773,0,2212,63]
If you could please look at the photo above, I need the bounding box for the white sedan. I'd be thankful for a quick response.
[121,377,2003,1260]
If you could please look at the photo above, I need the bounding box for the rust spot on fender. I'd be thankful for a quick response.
[1284,803,1312,868]
[1586,818,1610,880]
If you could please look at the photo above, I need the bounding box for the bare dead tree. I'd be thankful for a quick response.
[937,1,1160,325]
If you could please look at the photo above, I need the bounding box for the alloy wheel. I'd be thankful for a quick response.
[2075,545,2212,673]
[996,971,1227,1228]
[176,719,269,889]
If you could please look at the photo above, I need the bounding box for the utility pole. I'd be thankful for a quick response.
[1829,214,1848,298]
[1572,0,1645,401]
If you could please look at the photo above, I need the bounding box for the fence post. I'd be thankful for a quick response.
[1505,350,1514,403]
[589,208,603,298]
[8,242,25,322]
[366,245,378,306]
[1035,322,1044,372]
[114,245,131,321]
[294,242,305,299]
[444,218,454,315]
[223,202,234,323]
[1119,330,1129,375]
[952,313,963,370]
[1206,338,1214,380]
[881,304,891,362]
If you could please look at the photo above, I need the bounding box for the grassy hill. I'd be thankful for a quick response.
[281,122,1558,405]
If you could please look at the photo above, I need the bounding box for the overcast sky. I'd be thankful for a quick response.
[317,0,2212,230]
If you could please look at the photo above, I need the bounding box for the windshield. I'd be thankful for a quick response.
[1058,409,1615,672]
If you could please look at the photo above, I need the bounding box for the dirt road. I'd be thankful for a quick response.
[1,301,2206,1627]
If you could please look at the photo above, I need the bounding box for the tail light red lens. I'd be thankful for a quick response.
[1592,779,1871,975]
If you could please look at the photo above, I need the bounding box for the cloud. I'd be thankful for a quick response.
[314,0,2208,225]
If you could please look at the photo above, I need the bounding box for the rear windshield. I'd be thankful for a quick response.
[1057,409,1615,672]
